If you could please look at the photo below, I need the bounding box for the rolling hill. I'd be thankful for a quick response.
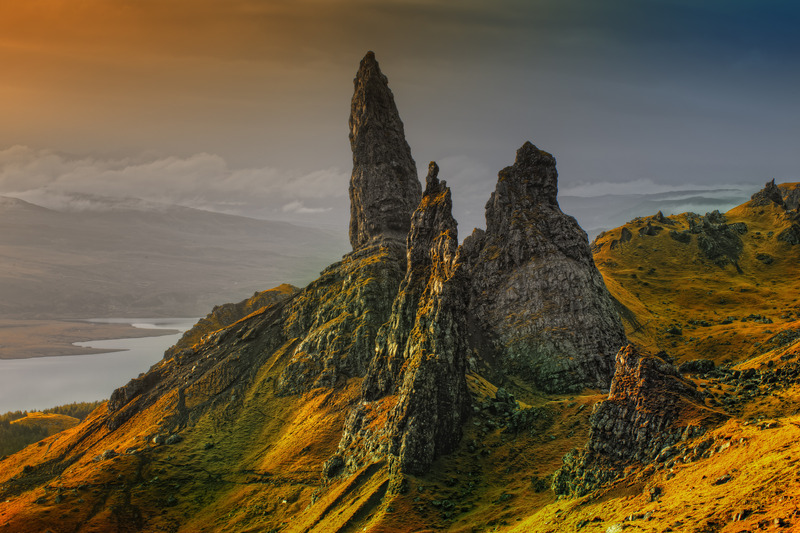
[0,195,348,319]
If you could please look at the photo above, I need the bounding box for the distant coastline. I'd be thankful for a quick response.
[0,319,177,360]
[0,318,196,412]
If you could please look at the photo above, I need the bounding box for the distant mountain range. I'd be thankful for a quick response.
[559,186,758,239]
[0,194,349,319]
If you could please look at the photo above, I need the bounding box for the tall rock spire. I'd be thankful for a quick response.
[348,51,422,250]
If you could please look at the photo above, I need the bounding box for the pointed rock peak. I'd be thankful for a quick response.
[348,52,421,250]
[485,141,559,234]
[750,178,786,208]
[362,50,377,66]
[504,141,558,204]
[423,161,448,197]
[407,161,458,267]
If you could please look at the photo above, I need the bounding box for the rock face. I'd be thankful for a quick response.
[750,179,786,208]
[334,163,470,475]
[552,345,727,496]
[167,284,298,356]
[277,51,425,393]
[779,183,800,210]
[107,294,293,431]
[460,142,626,393]
[684,211,747,268]
[348,51,422,250]
[276,242,406,394]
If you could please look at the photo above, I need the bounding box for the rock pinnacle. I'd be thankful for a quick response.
[348,51,421,250]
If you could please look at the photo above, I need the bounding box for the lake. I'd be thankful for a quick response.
[0,318,197,413]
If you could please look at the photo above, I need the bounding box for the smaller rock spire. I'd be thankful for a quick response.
[750,179,786,208]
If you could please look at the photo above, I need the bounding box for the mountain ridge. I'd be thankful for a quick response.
[0,194,347,319]
[1,54,799,533]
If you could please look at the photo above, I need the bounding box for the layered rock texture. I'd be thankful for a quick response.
[461,142,626,393]
[552,345,727,497]
[750,178,786,208]
[334,163,470,476]
[348,51,421,250]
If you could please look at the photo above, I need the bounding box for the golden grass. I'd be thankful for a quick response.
[4,190,800,532]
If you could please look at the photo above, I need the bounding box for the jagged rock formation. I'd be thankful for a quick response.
[750,178,786,208]
[693,213,747,268]
[0,53,639,533]
[333,163,470,476]
[552,345,727,497]
[278,51,424,393]
[778,222,800,245]
[675,211,747,268]
[348,51,421,250]
[460,142,626,393]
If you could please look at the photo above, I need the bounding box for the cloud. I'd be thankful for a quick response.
[281,201,332,214]
[0,145,349,226]
[559,179,756,198]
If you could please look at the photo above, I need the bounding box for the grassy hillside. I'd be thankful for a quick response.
[2,184,800,532]
[593,189,800,367]
[0,402,101,457]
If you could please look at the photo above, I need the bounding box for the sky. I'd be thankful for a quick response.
[1,0,798,236]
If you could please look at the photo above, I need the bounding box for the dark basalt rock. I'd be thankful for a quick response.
[460,142,626,393]
[697,226,743,268]
[337,163,470,475]
[652,211,674,225]
[750,179,786,208]
[682,211,746,268]
[678,358,715,375]
[552,345,727,497]
[779,183,800,210]
[348,51,422,250]
[777,223,800,245]
[638,223,663,237]
[669,230,692,244]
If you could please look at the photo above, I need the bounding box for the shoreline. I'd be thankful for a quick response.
[0,319,182,360]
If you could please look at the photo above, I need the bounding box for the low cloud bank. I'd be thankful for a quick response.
[0,145,349,228]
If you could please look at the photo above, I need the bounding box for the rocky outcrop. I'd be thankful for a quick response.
[552,345,727,497]
[778,223,800,245]
[460,142,626,393]
[750,179,786,208]
[334,163,470,475]
[348,51,422,250]
[685,211,747,268]
[779,183,800,210]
